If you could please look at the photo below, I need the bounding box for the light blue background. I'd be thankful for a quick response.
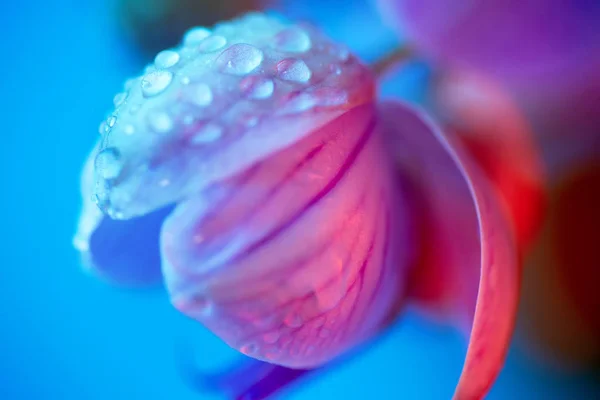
[1,1,598,399]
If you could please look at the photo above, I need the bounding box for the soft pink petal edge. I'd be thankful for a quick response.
[380,101,520,399]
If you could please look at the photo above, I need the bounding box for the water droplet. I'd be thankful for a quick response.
[113,92,127,107]
[262,331,280,344]
[123,124,135,135]
[273,28,311,53]
[108,209,125,220]
[154,50,180,69]
[240,343,258,356]
[181,76,191,85]
[148,111,173,133]
[279,93,317,115]
[175,295,215,319]
[141,70,173,97]
[329,64,342,75]
[239,76,274,99]
[216,44,264,76]
[95,147,122,180]
[312,87,348,107]
[98,121,107,135]
[184,27,211,46]
[276,58,311,83]
[107,116,117,128]
[158,178,171,187]
[331,46,350,62]
[198,35,227,52]
[191,83,213,107]
[191,124,222,144]
[284,313,303,328]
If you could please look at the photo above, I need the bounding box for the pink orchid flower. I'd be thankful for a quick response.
[74,13,523,400]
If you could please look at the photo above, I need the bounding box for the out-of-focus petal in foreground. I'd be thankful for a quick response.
[75,12,522,400]
[380,102,520,400]
[377,0,600,135]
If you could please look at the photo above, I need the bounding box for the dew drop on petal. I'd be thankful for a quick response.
[141,70,173,97]
[240,343,258,356]
[239,76,274,99]
[191,83,213,107]
[113,92,127,107]
[329,64,342,75]
[191,123,223,144]
[95,147,122,180]
[154,50,180,69]
[279,93,317,115]
[216,44,264,76]
[107,116,117,128]
[273,28,311,53]
[158,178,171,187]
[284,313,303,328]
[198,35,227,53]
[183,27,211,46]
[148,111,173,133]
[98,121,107,135]
[276,58,311,83]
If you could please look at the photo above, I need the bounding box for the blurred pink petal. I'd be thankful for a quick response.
[378,0,600,134]
[380,101,520,399]
[430,70,546,252]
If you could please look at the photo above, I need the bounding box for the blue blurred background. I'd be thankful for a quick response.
[1,1,598,399]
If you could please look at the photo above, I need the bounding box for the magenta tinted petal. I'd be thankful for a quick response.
[161,103,414,369]
[379,102,520,399]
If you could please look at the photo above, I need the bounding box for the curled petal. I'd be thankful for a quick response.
[84,12,412,375]
[380,101,520,399]
[74,146,167,287]
[161,103,413,369]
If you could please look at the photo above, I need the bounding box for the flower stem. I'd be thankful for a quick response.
[371,46,415,78]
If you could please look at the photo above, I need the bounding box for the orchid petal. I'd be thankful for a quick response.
[380,101,520,399]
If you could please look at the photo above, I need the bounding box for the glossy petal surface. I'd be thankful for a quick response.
[380,101,520,399]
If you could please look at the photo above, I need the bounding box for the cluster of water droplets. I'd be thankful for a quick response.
[93,12,373,218]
